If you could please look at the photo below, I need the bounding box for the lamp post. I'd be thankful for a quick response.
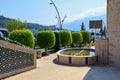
[61,15,67,27]
[50,0,62,30]
[56,15,67,29]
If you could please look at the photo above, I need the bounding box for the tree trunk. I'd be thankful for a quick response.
[64,45,67,48]
[45,48,48,53]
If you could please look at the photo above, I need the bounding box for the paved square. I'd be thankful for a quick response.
[4,54,120,80]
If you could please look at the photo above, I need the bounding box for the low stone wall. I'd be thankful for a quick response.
[95,39,109,64]
[57,55,97,65]
[0,40,36,79]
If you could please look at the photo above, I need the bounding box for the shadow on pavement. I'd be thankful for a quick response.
[83,65,120,80]
[52,57,120,80]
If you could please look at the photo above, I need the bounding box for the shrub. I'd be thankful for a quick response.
[9,30,34,48]
[80,30,91,43]
[53,32,61,52]
[36,30,56,53]
[72,32,83,44]
[59,30,72,47]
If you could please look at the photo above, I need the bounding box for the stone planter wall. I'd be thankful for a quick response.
[0,40,36,79]
[36,51,42,59]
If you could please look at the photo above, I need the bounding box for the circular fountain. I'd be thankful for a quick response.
[56,48,98,65]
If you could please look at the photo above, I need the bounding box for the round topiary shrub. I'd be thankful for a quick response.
[80,30,91,43]
[36,30,56,53]
[8,30,35,48]
[59,30,72,47]
[72,32,83,44]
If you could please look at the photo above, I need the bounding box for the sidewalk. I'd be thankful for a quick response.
[4,53,120,80]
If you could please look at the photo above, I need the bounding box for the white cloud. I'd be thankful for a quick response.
[66,4,106,23]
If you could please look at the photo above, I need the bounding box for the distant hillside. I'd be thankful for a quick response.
[0,16,11,28]
[27,23,49,30]
[0,15,50,31]
[0,15,106,33]
[63,14,106,31]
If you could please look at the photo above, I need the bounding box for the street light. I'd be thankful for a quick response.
[50,0,62,30]
[61,15,67,27]
[56,15,67,29]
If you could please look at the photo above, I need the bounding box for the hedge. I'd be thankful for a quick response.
[36,30,56,49]
[72,32,83,44]
[80,30,91,43]
[8,30,35,48]
[59,30,72,46]
[53,32,61,52]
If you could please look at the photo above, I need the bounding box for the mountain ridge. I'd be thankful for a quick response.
[63,14,106,31]
[0,15,106,32]
[0,15,50,30]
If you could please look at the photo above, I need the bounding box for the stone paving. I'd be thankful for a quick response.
[4,53,120,80]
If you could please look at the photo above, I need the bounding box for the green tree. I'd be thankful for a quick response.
[100,26,107,36]
[53,32,61,52]
[6,19,27,32]
[72,32,83,45]
[103,26,107,36]
[36,30,56,53]
[100,27,104,36]
[80,30,91,43]
[81,22,85,31]
[59,30,72,48]
[9,30,35,48]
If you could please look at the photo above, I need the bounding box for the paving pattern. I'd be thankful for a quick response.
[4,53,120,80]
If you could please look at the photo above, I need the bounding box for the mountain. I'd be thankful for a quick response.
[0,15,107,33]
[27,23,49,30]
[0,15,50,33]
[0,16,11,28]
[62,14,106,32]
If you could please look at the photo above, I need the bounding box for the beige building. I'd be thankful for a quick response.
[96,0,120,67]
[107,0,120,66]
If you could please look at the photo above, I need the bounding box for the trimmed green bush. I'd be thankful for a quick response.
[36,30,56,53]
[59,30,72,46]
[54,32,61,52]
[80,30,91,43]
[72,32,83,44]
[8,30,35,48]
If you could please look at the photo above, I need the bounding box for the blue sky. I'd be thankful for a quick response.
[0,0,106,25]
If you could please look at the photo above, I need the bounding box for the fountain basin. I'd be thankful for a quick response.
[56,48,98,65]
